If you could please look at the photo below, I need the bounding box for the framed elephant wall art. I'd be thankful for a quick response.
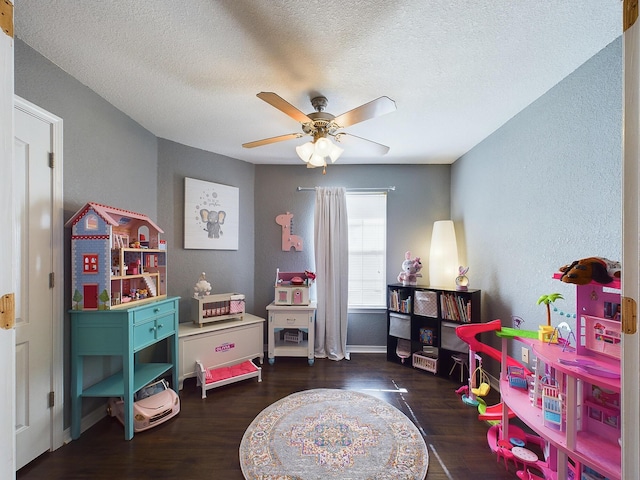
[184,177,239,250]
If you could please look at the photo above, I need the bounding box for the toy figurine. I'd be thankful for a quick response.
[455,266,469,291]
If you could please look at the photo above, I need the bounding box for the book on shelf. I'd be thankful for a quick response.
[440,293,471,323]
[389,289,411,313]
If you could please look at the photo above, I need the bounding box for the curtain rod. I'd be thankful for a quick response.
[296,186,396,192]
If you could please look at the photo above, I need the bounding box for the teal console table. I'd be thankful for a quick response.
[70,296,180,440]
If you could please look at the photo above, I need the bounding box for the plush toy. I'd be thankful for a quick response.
[559,257,621,285]
[397,251,423,286]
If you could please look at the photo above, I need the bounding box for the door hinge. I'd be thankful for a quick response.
[49,272,55,289]
[625,0,639,32]
[0,293,15,330]
[622,296,638,334]
[48,391,55,408]
[0,1,13,39]
[49,152,54,169]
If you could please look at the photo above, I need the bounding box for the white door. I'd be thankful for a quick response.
[623,5,640,476]
[14,98,64,470]
[1,7,16,478]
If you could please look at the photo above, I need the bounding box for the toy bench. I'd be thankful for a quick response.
[195,360,262,398]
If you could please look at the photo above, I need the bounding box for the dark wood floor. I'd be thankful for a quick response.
[17,354,524,480]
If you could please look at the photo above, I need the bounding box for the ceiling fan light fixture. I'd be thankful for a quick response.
[296,136,342,168]
[309,152,326,168]
[246,92,395,173]
[296,142,315,163]
[314,137,332,157]
[329,142,344,163]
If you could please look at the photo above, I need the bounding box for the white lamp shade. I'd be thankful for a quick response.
[309,152,325,167]
[314,137,332,156]
[296,142,314,163]
[296,136,343,168]
[429,220,459,288]
[329,143,344,163]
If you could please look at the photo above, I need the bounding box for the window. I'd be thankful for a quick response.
[82,253,99,274]
[347,193,387,308]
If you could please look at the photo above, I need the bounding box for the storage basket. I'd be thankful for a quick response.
[389,313,411,340]
[414,290,438,317]
[412,352,438,374]
[396,338,411,363]
[229,294,245,314]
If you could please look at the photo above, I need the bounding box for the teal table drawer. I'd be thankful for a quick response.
[133,320,158,349]
[134,314,176,350]
[133,300,176,324]
[154,314,177,340]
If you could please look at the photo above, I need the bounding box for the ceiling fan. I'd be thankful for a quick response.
[242,92,396,173]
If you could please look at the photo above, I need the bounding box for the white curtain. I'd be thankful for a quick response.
[314,187,350,361]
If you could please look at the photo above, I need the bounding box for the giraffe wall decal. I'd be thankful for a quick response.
[275,212,303,251]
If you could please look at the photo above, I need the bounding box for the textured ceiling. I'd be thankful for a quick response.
[15,0,621,165]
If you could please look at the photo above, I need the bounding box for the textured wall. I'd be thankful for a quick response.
[15,40,158,218]
[451,37,622,370]
[253,164,451,348]
[15,39,159,427]
[156,139,256,323]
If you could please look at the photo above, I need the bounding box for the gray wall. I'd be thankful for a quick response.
[451,37,622,373]
[15,40,160,427]
[15,40,158,218]
[253,164,451,348]
[157,139,256,323]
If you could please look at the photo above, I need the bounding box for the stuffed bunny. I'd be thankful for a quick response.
[397,251,423,286]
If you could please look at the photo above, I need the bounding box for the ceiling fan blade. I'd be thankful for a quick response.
[257,92,313,124]
[242,133,302,148]
[334,132,390,155]
[333,96,396,128]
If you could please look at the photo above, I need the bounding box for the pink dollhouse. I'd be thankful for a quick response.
[498,275,622,480]
[456,270,622,480]
[66,202,167,310]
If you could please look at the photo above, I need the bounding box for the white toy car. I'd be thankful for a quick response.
[107,379,180,432]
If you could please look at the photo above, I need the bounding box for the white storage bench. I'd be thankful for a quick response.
[196,359,261,398]
[178,314,264,390]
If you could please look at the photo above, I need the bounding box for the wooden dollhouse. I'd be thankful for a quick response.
[66,202,167,310]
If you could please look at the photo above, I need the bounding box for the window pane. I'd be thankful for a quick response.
[347,193,386,308]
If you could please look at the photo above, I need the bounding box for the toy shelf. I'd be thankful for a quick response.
[386,284,481,378]
[81,363,173,397]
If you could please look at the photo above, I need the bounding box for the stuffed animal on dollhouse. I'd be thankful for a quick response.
[397,251,423,286]
[65,202,168,310]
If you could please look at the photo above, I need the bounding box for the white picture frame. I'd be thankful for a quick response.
[184,177,239,250]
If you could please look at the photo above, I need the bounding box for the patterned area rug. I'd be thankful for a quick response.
[239,388,428,479]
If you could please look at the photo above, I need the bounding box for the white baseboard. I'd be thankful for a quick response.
[346,345,386,354]
[64,402,108,444]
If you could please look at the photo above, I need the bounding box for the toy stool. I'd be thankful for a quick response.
[449,354,468,382]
